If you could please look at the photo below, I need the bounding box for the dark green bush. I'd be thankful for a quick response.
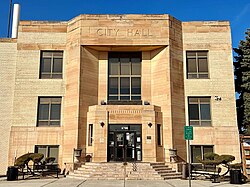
[14,153,44,168]
[45,157,56,164]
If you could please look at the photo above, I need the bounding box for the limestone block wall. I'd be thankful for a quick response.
[0,39,17,174]
[8,21,67,168]
[183,21,241,162]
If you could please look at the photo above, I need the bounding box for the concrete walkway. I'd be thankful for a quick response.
[0,178,250,187]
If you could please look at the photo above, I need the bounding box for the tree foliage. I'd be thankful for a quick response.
[234,29,250,133]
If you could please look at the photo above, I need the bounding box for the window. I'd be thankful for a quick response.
[35,145,59,163]
[191,145,213,163]
[88,124,93,146]
[157,124,162,146]
[37,97,61,126]
[188,97,211,126]
[186,51,208,79]
[40,51,63,79]
[108,52,141,101]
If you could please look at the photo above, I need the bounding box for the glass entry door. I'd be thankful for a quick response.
[108,125,142,162]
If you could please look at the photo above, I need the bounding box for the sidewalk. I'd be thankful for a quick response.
[0,178,250,187]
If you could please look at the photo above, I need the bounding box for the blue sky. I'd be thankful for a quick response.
[0,0,250,48]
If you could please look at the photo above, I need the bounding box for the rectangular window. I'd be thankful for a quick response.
[88,124,93,146]
[188,97,211,126]
[157,124,162,146]
[191,145,213,163]
[40,51,63,79]
[108,52,141,101]
[186,51,208,79]
[37,97,62,127]
[35,145,59,163]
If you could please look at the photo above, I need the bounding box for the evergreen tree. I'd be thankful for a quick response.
[234,29,250,133]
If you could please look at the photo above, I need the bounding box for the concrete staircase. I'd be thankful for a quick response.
[150,163,182,180]
[69,162,182,180]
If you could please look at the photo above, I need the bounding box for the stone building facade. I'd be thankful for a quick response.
[0,14,241,174]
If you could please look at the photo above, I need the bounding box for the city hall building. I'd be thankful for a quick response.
[0,14,241,174]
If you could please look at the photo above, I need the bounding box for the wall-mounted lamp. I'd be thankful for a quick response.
[101,100,106,105]
[99,121,105,128]
[215,96,222,101]
[148,122,153,128]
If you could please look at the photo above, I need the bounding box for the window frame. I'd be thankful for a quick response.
[40,51,63,79]
[188,97,212,126]
[108,52,142,101]
[186,51,209,79]
[37,97,62,127]
[191,145,214,163]
[88,124,93,146]
[34,145,59,163]
[157,124,162,146]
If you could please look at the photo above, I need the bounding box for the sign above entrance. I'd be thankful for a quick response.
[94,27,154,37]
[184,126,193,140]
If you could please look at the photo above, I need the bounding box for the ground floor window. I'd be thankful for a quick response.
[35,145,59,163]
[191,145,213,163]
[108,124,142,162]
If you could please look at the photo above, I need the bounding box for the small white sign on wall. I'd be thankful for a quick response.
[100,138,104,143]
[146,136,152,144]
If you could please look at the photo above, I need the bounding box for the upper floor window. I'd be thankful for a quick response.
[37,97,61,127]
[35,145,59,163]
[186,51,208,79]
[40,51,63,79]
[188,97,211,126]
[108,52,141,101]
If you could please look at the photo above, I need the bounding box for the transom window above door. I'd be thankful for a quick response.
[108,52,141,101]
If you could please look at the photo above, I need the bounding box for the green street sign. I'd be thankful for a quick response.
[184,126,193,140]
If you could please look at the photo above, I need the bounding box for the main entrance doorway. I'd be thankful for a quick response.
[108,124,142,162]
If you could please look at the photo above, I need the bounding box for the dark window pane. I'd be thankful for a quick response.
[51,104,61,120]
[199,74,209,78]
[188,74,198,79]
[50,121,60,126]
[200,98,210,103]
[109,78,118,94]
[120,77,130,94]
[191,146,201,163]
[201,121,211,126]
[38,121,49,126]
[120,58,130,75]
[109,58,119,75]
[41,74,51,79]
[187,52,196,58]
[190,121,199,126]
[109,96,118,100]
[39,104,49,120]
[187,58,197,73]
[131,78,141,94]
[204,146,213,154]
[189,104,199,120]
[42,58,51,73]
[200,104,211,120]
[53,52,63,57]
[52,74,62,79]
[120,96,130,100]
[49,147,59,162]
[131,58,141,75]
[53,58,62,73]
[197,51,207,57]
[198,58,208,72]
[36,147,47,162]
[131,96,141,100]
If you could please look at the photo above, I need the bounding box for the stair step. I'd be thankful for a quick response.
[69,162,181,180]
